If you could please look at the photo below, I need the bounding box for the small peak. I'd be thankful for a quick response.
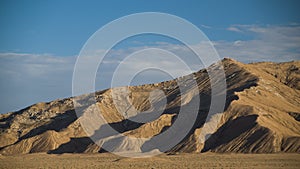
[221,57,244,66]
[222,57,238,63]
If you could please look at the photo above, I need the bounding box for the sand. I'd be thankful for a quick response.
[0,153,299,169]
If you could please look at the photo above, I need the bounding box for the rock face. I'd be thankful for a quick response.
[0,58,299,155]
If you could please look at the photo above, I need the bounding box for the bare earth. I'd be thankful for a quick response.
[1,60,300,155]
[0,153,299,169]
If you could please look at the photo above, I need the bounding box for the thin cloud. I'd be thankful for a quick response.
[0,53,76,113]
[1,24,299,113]
[227,26,242,33]
[201,24,212,29]
[220,24,300,62]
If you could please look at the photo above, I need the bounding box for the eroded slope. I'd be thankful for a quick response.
[0,59,299,155]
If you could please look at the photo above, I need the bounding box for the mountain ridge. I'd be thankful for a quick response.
[0,58,299,155]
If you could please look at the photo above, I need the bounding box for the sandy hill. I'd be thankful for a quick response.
[0,58,299,155]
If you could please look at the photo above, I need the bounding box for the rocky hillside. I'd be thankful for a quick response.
[0,58,299,155]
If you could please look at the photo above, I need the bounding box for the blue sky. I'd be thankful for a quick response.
[0,0,300,113]
[1,0,300,55]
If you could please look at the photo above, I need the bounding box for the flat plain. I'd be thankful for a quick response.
[0,153,299,169]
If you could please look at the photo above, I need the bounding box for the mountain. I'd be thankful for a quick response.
[0,58,299,155]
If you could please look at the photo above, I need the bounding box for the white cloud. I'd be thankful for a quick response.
[217,24,300,62]
[201,24,212,29]
[0,53,75,77]
[0,53,76,113]
[1,24,299,113]
[227,26,242,33]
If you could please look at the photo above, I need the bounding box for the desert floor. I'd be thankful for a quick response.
[0,153,299,169]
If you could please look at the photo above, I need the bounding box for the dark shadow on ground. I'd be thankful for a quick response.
[48,137,96,154]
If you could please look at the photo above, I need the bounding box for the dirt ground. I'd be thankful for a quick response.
[0,153,299,169]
